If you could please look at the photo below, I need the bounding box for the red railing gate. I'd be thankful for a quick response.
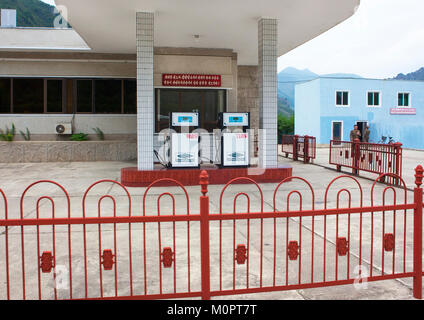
[0,166,423,300]
[330,139,403,185]
[282,135,316,164]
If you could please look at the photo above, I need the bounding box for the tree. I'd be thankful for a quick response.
[278,114,294,136]
[277,114,294,144]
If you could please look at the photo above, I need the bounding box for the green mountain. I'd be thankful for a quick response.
[0,0,61,27]
[278,95,294,117]
[278,67,318,111]
[277,68,317,117]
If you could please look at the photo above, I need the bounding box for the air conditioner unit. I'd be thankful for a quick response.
[55,123,72,135]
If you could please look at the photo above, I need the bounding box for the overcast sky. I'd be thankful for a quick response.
[42,0,424,79]
[278,0,424,78]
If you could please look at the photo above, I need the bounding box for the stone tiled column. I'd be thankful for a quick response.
[136,12,154,171]
[258,18,278,168]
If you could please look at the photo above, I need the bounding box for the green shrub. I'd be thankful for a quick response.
[0,124,16,142]
[278,114,294,136]
[70,133,89,141]
[19,128,31,141]
[92,127,105,141]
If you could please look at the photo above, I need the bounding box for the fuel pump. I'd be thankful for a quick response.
[218,112,250,167]
[169,112,200,168]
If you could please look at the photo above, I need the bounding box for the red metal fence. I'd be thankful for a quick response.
[0,166,423,300]
[282,135,316,164]
[330,139,403,185]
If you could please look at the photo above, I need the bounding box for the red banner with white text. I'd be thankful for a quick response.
[162,74,222,87]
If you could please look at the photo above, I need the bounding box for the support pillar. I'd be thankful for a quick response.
[258,18,278,168]
[136,12,154,171]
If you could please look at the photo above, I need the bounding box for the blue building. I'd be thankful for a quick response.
[295,77,424,149]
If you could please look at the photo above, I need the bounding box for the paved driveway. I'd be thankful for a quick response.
[0,149,422,300]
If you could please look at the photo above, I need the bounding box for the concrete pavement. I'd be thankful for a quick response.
[0,148,422,300]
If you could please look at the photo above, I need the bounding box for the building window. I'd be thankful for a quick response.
[14,79,44,113]
[156,89,227,132]
[94,80,122,113]
[0,78,11,113]
[332,121,343,141]
[367,91,380,107]
[336,91,349,106]
[204,90,226,131]
[46,80,63,113]
[398,93,410,107]
[76,80,93,113]
[0,77,137,115]
[123,80,136,114]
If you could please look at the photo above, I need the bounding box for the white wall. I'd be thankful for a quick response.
[295,79,321,142]
[0,28,89,50]
[0,114,136,135]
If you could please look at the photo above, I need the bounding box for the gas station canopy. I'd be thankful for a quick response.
[55,0,360,65]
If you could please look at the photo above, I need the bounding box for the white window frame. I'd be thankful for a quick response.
[366,90,382,108]
[397,92,411,108]
[331,120,344,141]
[335,90,350,107]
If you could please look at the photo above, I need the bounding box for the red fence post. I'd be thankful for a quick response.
[293,135,299,161]
[304,135,309,164]
[281,135,284,155]
[394,142,403,185]
[413,165,423,299]
[283,135,289,158]
[353,138,361,175]
[199,171,211,300]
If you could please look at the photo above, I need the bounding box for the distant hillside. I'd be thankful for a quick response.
[277,67,318,115]
[393,67,424,81]
[277,96,294,117]
[0,0,64,27]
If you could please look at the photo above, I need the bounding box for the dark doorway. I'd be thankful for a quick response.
[356,121,368,142]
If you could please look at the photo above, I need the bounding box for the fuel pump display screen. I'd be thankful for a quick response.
[222,113,249,127]
[222,133,249,167]
[229,116,243,123]
[179,116,192,123]
[171,112,199,127]
[171,133,199,167]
